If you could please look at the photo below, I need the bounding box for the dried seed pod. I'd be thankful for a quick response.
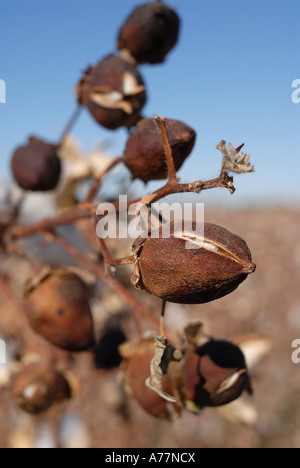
[178,340,252,412]
[94,319,126,370]
[124,118,196,182]
[121,339,181,420]
[132,222,256,304]
[11,137,61,191]
[11,362,71,414]
[117,2,180,64]
[76,55,146,130]
[25,270,95,352]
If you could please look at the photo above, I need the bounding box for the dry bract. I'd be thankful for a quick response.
[132,221,256,304]
[120,338,182,420]
[76,55,146,130]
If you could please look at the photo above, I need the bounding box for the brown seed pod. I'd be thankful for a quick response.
[117,2,180,64]
[25,269,95,352]
[132,221,256,304]
[76,54,146,130]
[121,339,181,420]
[11,136,61,192]
[177,340,252,412]
[11,362,71,414]
[124,118,196,182]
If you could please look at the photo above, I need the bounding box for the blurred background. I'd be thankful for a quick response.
[0,0,299,449]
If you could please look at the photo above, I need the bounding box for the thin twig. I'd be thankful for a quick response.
[10,207,93,240]
[84,157,124,203]
[97,236,135,268]
[160,300,167,338]
[153,115,177,184]
[10,138,251,243]
[10,170,234,242]
[9,174,231,242]
[59,105,82,146]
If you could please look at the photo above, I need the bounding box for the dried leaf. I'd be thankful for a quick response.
[146,335,182,403]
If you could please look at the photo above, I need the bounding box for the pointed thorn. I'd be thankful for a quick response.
[236,143,245,153]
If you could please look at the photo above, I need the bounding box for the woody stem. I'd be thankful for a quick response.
[84,157,124,203]
[160,300,167,338]
[97,236,135,267]
[59,105,82,145]
[154,115,177,184]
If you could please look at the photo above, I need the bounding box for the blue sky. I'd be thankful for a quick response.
[0,0,299,206]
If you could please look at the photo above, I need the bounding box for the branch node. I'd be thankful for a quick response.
[189,180,204,194]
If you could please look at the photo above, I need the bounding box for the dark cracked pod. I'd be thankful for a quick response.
[177,340,252,412]
[76,54,146,130]
[117,2,180,64]
[124,118,196,182]
[132,221,256,304]
[11,137,61,192]
[25,270,95,352]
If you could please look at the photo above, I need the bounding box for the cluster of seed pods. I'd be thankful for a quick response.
[5,1,256,420]
[11,1,193,189]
